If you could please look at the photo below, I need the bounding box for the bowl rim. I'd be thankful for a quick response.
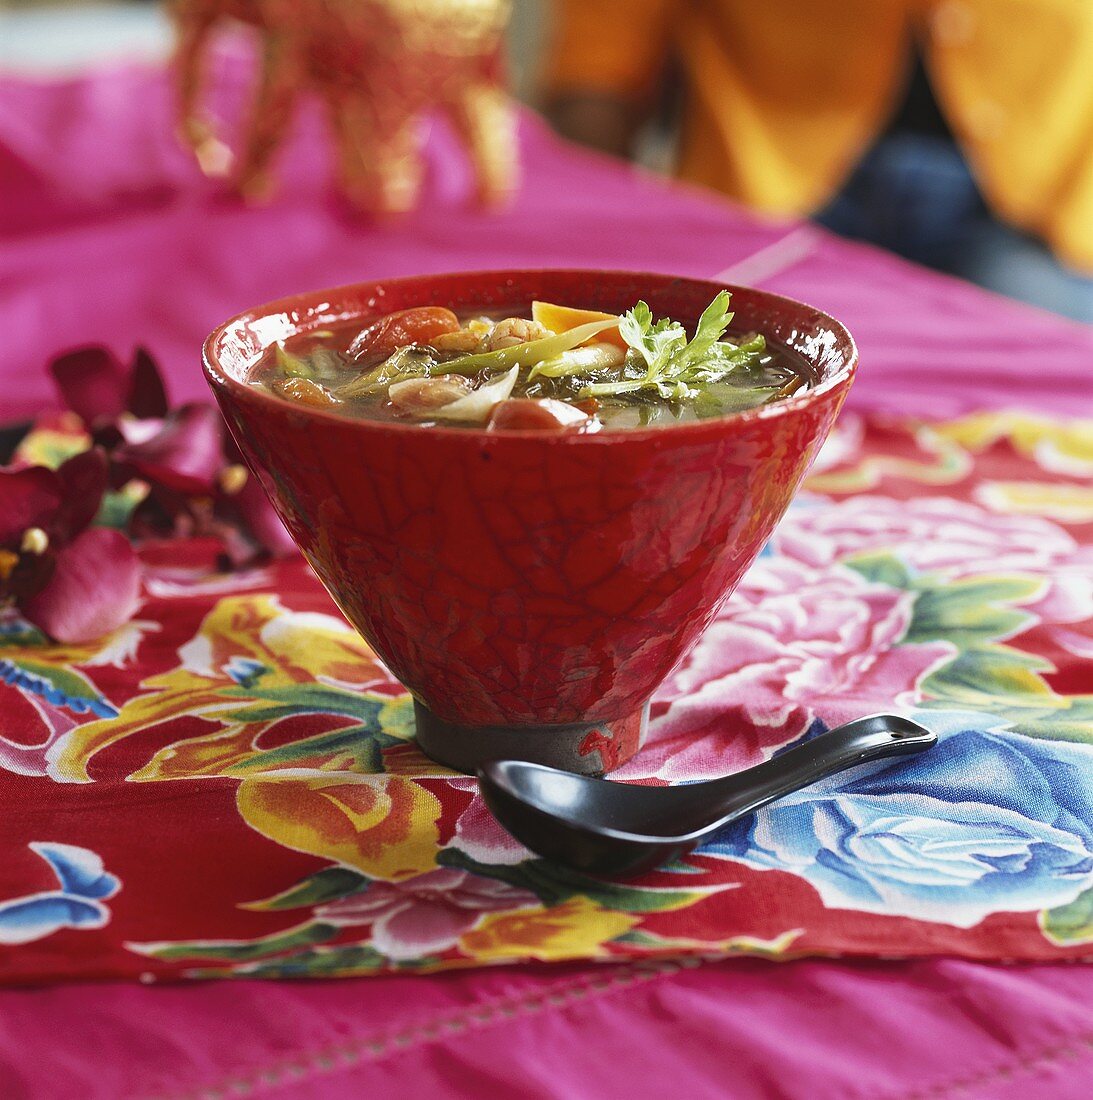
[202,268,859,442]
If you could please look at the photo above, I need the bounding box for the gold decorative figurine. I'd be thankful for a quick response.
[172,0,517,214]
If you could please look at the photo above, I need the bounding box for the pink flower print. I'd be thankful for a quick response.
[316,868,537,960]
[622,558,954,781]
[775,495,1077,578]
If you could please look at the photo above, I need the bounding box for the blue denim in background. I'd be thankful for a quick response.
[816,132,1093,324]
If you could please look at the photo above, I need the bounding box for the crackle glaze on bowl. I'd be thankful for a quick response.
[203,270,857,774]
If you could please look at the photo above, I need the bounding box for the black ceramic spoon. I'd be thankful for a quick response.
[477,714,936,878]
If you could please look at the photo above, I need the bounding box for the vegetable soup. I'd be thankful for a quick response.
[251,291,813,431]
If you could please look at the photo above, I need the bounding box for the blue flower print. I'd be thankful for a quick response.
[700,724,1093,928]
[0,843,121,945]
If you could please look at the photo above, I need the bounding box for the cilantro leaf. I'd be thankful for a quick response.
[676,290,734,368]
[618,302,688,380]
[585,291,765,400]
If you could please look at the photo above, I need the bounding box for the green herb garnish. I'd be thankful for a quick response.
[584,291,765,400]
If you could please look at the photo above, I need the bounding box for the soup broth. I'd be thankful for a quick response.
[250,293,814,432]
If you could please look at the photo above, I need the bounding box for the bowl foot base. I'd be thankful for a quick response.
[413,702,649,776]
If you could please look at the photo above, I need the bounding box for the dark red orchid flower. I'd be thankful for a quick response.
[49,346,293,566]
[0,450,142,643]
[114,403,226,497]
[118,406,295,568]
[50,346,168,436]
[50,346,217,492]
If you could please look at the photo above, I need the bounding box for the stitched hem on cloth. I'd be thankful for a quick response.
[152,957,705,1100]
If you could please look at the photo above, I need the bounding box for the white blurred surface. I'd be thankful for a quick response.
[0,0,545,85]
[0,2,172,73]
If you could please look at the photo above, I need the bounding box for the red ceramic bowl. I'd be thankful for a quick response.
[203,270,857,774]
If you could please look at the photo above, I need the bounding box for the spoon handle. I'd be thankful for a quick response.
[708,714,936,823]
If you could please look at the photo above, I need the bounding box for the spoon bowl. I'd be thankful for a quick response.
[478,714,937,877]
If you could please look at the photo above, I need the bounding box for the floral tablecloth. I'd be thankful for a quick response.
[3,42,1093,1100]
[4,408,1092,982]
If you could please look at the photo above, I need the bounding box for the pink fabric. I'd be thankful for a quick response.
[1,61,1089,424]
[2,959,1091,1099]
[2,59,1091,1098]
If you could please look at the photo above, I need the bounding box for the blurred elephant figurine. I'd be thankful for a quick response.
[172,0,517,214]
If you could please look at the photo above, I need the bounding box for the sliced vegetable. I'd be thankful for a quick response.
[434,318,619,377]
[336,345,438,398]
[583,376,693,400]
[532,301,626,349]
[306,347,348,378]
[432,366,520,423]
[274,341,314,379]
[527,342,626,380]
[348,307,460,362]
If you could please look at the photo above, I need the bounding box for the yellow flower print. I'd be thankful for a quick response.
[804,422,970,494]
[459,898,639,962]
[237,774,441,881]
[0,618,156,672]
[177,596,380,690]
[126,694,417,782]
[50,593,395,781]
[934,413,1093,477]
[976,481,1093,524]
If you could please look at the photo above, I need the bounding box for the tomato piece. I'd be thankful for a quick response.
[349,307,460,361]
[487,398,593,432]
